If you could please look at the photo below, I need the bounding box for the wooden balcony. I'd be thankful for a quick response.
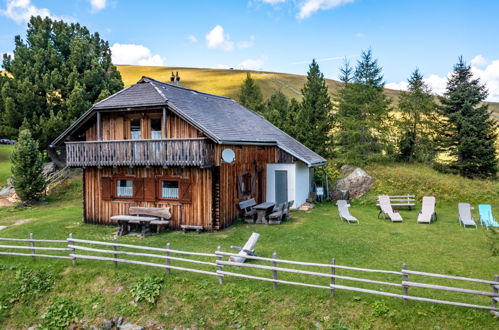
[66,138,214,167]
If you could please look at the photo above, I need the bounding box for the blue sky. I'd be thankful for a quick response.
[1,0,499,100]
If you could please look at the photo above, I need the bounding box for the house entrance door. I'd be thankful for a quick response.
[275,170,288,204]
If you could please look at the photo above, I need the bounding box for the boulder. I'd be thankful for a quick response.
[333,166,373,200]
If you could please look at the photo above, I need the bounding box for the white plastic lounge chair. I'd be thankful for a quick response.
[417,196,436,224]
[378,195,403,222]
[336,200,359,224]
[478,204,499,228]
[230,232,260,263]
[458,203,477,228]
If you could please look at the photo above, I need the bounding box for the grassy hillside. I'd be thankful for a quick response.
[116,65,499,120]
[0,164,497,328]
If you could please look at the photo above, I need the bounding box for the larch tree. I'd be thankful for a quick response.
[0,16,123,151]
[238,72,264,113]
[335,50,392,164]
[397,68,438,163]
[438,57,497,178]
[296,59,333,158]
[11,129,46,203]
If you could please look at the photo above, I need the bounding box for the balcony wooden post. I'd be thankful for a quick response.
[96,111,102,141]
[162,107,167,139]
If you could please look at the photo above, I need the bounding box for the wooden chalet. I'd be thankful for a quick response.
[51,77,326,231]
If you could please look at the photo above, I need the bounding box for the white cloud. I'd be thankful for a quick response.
[110,43,165,66]
[236,36,255,49]
[355,32,365,38]
[385,81,409,91]
[386,74,449,96]
[0,0,67,24]
[187,35,198,43]
[206,25,234,51]
[238,58,266,70]
[215,64,230,69]
[89,0,106,13]
[470,54,487,68]
[471,59,499,101]
[297,0,356,19]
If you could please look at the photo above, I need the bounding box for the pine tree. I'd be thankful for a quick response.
[335,50,392,164]
[264,90,289,131]
[11,129,47,202]
[296,59,332,158]
[238,72,264,113]
[439,57,497,178]
[0,16,123,150]
[397,69,438,162]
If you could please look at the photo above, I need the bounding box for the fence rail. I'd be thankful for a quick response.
[0,233,497,316]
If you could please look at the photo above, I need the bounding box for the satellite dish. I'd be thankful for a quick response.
[221,148,236,163]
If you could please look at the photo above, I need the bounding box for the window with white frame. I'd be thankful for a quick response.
[161,180,179,199]
[116,179,133,197]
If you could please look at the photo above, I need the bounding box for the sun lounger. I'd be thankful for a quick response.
[417,196,437,224]
[458,203,477,228]
[478,204,499,228]
[378,195,403,222]
[230,232,260,263]
[336,200,359,224]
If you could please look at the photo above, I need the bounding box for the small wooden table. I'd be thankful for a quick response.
[253,202,275,224]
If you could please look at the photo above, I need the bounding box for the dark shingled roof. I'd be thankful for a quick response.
[52,77,326,166]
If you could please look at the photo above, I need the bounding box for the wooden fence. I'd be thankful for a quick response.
[0,233,497,317]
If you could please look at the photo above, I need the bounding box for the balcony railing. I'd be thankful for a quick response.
[66,138,214,167]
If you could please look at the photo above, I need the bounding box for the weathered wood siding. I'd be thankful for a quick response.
[85,110,203,141]
[214,145,280,230]
[83,167,212,230]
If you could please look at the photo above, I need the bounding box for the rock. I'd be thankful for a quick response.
[333,166,373,200]
[119,323,145,330]
[43,162,57,177]
[100,319,115,330]
[117,317,124,326]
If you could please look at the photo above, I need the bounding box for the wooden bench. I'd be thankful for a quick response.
[376,195,415,210]
[268,203,285,224]
[239,198,257,223]
[111,206,171,236]
[181,225,203,233]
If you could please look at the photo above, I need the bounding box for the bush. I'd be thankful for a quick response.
[130,276,164,304]
[10,129,47,202]
[40,297,81,330]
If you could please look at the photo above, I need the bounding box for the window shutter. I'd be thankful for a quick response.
[144,178,156,202]
[134,178,145,201]
[179,180,192,204]
[101,177,112,201]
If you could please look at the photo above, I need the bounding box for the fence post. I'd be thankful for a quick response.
[330,257,335,297]
[272,252,278,289]
[402,263,409,304]
[216,246,223,285]
[113,238,118,267]
[165,242,171,275]
[492,275,498,310]
[29,233,36,261]
[68,233,76,265]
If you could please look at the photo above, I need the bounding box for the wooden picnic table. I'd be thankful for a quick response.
[253,202,275,224]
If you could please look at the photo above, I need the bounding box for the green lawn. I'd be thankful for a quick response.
[0,164,498,329]
[0,145,13,186]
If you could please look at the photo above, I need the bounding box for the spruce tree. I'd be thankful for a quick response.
[397,69,438,162]
[335,50,392,164]
[0,16,123,150]
[296,59,332,158]
[439,57,497,178]
[264,90,289,131]
[11,129,47,202]
[238,72,264,113]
